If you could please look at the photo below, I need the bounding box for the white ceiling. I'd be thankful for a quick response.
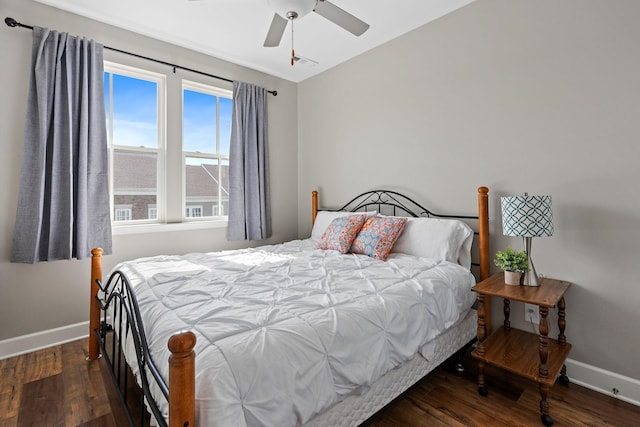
[34,0,475,83]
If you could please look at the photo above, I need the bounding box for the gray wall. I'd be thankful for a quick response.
[298,0,640,380]
[0,0,298,340]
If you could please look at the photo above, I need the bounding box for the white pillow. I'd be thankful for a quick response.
[311,210,377,241]
[390,217,474,268]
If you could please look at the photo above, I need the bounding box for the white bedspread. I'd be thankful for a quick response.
[112,239,476,427]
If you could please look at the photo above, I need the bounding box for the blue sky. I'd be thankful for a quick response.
[104,72,232,154]
[183,89,232,155]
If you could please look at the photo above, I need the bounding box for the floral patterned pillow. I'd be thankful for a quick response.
[350,216,409,261]
[316,214,367,253]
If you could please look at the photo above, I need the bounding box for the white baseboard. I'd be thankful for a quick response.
[566,358,640,407]
[2,324,639,409]
[0,321,89,360]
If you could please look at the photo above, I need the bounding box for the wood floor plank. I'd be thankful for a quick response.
[17,373,64,427]
[21,344,63,383]
[418,382,532,426]
[0,357,19,427]
[61,339,112,426]
[551,383,640,426]
[365,394,468,427]
[75,413,117,427]
[0,344,63,426]
[405,366,536,426]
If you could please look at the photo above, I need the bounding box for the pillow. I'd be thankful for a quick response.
[390,217,474,268]
[350,216,408,261]
[311,210,377,241]
[316,215,367,253]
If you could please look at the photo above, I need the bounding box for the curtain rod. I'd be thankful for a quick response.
[5,17,278,96]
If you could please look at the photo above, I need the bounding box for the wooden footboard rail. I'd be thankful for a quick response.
[88,186,489,427]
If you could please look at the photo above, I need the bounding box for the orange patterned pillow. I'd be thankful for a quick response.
[317,215,367,253]
[350,216,408,261]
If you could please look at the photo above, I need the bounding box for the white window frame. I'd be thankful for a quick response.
[104,61,232,235]
[182,80,232,222]
[105,61,166,226]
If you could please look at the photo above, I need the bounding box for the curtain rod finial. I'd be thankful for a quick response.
[5,17,19,27]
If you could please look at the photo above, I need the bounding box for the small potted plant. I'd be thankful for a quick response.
[494,246,529,285]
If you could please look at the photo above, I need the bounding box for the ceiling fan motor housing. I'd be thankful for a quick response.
[267,0,317,19]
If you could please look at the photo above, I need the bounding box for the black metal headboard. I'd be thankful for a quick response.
[315,189,486,278]
[333,189,478,221]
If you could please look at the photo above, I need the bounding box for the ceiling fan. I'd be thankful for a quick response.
[263,0,369,48]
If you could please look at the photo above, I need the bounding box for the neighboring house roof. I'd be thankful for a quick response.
[113,151,228,197]
[113,151,156,193]
[186,163,229,198]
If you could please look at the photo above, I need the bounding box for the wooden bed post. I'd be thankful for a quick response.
[477,186,491,332]
[88,248,103,360]
[312,190,318,225]
[477,187,490,281]
[168,331,196,427]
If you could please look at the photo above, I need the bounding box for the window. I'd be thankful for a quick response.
[115,207,132,221]
[183,81,232,220]
[148,206,157,219]
[104,63,164,224]
[185,206,203,218]
[104,62,232,230]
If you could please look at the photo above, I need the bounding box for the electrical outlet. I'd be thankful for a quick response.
[525,303,540,324]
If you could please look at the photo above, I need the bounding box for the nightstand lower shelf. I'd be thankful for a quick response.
[471,328,572,386]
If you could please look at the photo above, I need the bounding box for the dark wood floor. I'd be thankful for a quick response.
[1,338,639,426]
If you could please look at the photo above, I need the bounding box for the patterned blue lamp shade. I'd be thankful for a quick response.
[501,194,553,286]
[501,195,553,237]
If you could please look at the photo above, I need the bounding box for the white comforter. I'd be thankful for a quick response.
[112,239,476,427]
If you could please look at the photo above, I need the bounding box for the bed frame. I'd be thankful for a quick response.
[88,186,490,427]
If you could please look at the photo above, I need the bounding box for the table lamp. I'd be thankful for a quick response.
[501,193,553,286]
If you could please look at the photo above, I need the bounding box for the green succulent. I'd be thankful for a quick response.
[494,246,530,272]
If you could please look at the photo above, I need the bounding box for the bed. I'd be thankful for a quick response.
[88,187,490,427]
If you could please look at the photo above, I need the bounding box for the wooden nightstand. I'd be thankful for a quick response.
[471,272,572,426]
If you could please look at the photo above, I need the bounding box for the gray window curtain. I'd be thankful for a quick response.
[226,81,272,241]
[11,27,112,263]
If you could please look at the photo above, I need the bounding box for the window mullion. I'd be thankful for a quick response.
[215,96,221,217]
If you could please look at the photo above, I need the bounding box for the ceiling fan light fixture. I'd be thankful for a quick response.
[267,0,317,19]
[263,0,369,50]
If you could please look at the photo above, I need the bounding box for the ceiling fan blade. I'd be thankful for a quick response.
[314,0,369,36]
[263,13,288,47]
